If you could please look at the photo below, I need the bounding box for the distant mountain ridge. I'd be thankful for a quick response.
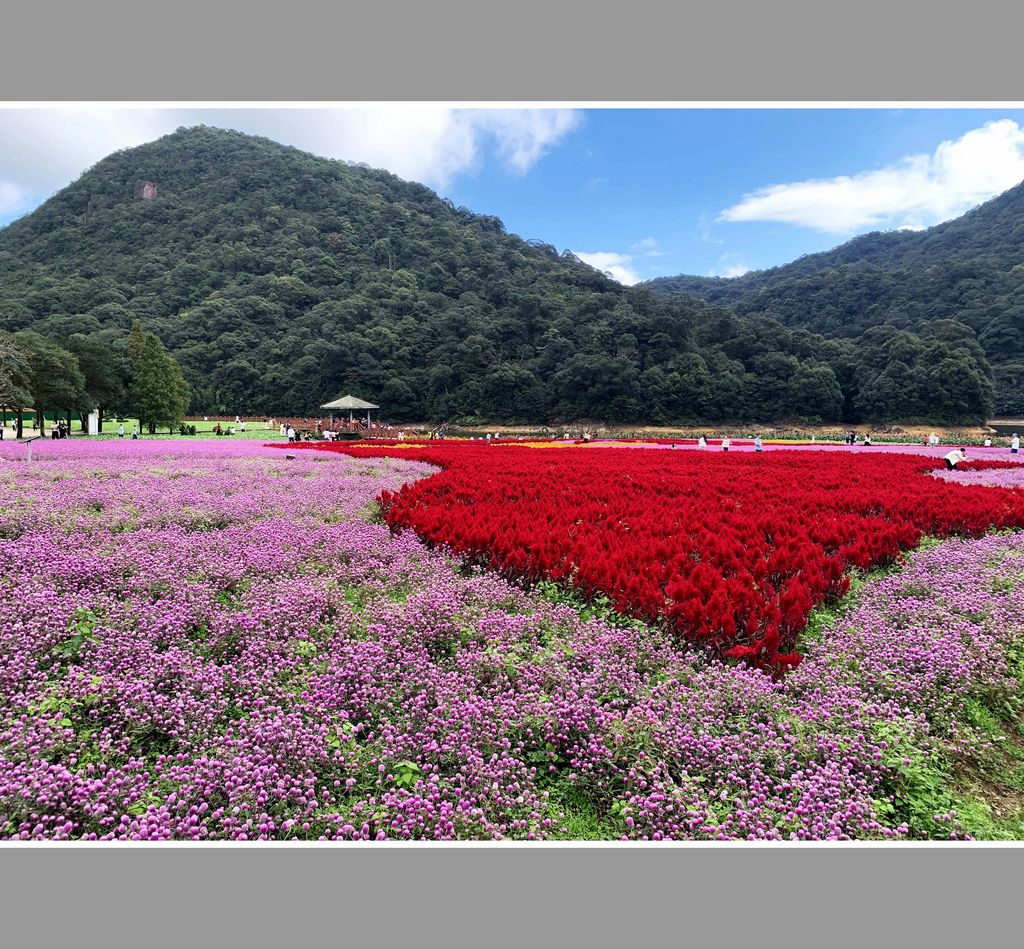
[643,181,1024,413]
[0,126,997,424]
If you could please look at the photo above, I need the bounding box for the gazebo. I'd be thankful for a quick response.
[320,394,379,426]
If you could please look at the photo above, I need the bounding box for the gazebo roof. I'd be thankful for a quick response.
[320,394,379,411]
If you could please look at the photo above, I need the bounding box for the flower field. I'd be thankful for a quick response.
[280,441,1024,671]
[2,439,1024,840]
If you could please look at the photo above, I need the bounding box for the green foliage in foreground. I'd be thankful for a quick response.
[536,539,1024,840]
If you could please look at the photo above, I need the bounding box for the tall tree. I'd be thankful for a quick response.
[66,331,132,431]
[131,333,190,433]
[0,333,33,438]
[14,331,86,433]
[127,320,146,363]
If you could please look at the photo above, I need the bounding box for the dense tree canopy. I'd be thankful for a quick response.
[0,126,1005,425]
[0,323,183,434]
[13,331,87,421]
[0,334,32,420]
[645,183,1024,417]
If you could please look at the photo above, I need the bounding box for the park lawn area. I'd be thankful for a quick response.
[2,415,286,441]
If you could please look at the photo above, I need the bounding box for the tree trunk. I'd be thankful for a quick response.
[16,408,23,440]
[98,407,104,433]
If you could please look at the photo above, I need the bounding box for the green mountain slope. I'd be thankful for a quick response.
[644,183,1024,414]
[0,126,994,424]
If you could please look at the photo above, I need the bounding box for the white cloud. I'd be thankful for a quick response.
[575,237,668,284]
[574,250,643,286]
[696,212,724,244]
[707,253,750,278]
[0,106,583,221]
[720,119,1024,234]
[0,181,28,217]
[622,236,666,258]
[472,109,582,176]
[0,108,175,209]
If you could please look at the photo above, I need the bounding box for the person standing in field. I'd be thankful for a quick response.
[1012,434,1020,455]
[117,423,125,439]
[722,436,731,452]
[944,447,967,470]
[131,424,138,440]
[984,437,992,447]
[698,435,707,450]
[287,426,296,443]
[754,435,763,453]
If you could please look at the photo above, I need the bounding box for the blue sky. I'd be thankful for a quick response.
[3,107,1024,283]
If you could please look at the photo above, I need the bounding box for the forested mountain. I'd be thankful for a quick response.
[0,126,995,424]
[644,183,1024,415]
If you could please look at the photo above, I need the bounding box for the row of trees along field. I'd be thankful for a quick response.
[0,320,189,437]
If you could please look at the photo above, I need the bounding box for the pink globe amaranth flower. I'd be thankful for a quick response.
[0,439,1017,841]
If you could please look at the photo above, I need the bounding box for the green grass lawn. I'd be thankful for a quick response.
[0,416,286,441]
